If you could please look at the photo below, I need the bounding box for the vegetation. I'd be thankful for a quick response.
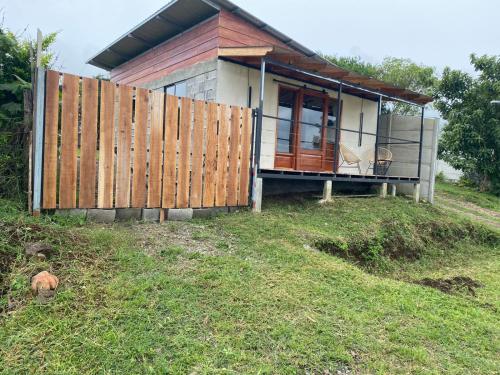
[436,179,500,212]
[0,26,56,200]
[434,54,500,194]
[1,194,498,374]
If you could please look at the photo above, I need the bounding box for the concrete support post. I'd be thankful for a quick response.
[252,177,263,213]
[322,181,332,202]
[380,183,388,198]
[413,183,421,203]
[390,184,397,197]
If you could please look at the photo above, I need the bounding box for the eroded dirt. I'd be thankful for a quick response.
[416,276,484,296]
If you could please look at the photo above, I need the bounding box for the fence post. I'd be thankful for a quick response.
[32,29,45,216]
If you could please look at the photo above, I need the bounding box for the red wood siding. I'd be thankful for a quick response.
[110,10,293,87]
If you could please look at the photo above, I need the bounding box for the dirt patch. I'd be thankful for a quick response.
[416,276,484,296]
[134,222,230,258]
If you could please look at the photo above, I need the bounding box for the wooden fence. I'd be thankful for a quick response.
[40,70,253,210]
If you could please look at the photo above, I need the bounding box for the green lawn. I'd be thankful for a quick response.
[0,196,499,374]
[435,181,500,212]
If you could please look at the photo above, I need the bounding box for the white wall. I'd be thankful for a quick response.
[216,60,378,172]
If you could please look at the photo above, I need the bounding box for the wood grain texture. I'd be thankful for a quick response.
[58,73,79,208]
[238,108,252,205]
[131,88,149,208]
[215,104,229,207]
[176,97,192,208]
[203,102,218,207]
[78,77,99,208]
[115,85,133,207]
[226,106,241,207]
[190,100,205,208]
[147,91,164,208]
[42,70,60,209]
[162,95,179,209]
[98,80,116,208]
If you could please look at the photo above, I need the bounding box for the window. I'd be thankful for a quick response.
[164,80,187,97]
[276,88,296,153]
[300,94,324,150]
[326,99,339,144]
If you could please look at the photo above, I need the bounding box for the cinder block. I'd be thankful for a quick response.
[142,209,161,222]
[115,208,142,222]
[55,209,87,219]
[87,209,116,223]
[167,208,193,221]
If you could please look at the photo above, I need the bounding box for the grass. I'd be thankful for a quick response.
[0,195,499,374]
[435,181,500,212]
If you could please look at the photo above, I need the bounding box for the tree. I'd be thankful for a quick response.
[434,54,500,193]
[322,54,438,115]
[0,26,57,200]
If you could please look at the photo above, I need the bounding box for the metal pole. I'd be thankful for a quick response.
[417,106,425,179]
[32,30,45,216]
[254,58,266,170]
[334,82,342,171]
[373,95,382,175]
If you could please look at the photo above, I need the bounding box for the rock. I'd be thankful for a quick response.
[25,243,53,260]
[31,271,59,303]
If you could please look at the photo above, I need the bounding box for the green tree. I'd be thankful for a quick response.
[434,54,500,193]
[0,26,57,200]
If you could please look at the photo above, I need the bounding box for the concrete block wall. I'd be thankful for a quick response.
[141,59,218,101]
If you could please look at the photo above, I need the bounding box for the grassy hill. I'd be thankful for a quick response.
[0,194,498,374]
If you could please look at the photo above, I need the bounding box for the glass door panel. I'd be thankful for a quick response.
[300,94,324,151]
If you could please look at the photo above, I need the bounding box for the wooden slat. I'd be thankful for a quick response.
[176,97,192,208]
[162,95,179,208]
[42,70,60,209]
[78,77,99,208]
[215,104,229,207]
[238,108,252,205]
[226,106,241,206]
[98,80,116,208]
[115,85,133,207]
[202,102,218,207]
[147,91,164,208]
[131,88,149,208]
[58,73,79,208]
[190,100,205,208]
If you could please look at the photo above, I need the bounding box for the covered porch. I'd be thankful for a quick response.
[218,46,433,208]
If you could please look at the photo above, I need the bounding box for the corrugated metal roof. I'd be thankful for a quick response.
[87,0,432,104]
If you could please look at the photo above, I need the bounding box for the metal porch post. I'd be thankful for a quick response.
[417,106,425,179]
[252,58,266,212]
[373,95,382,175]
[333,82,342,172]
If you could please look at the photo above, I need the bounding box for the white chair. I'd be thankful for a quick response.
[339,144,362,175]
[366,147,393,175]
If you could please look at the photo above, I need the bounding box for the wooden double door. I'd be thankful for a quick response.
[274,86,340,172]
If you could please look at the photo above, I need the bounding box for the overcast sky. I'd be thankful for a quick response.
[2,0,499,78]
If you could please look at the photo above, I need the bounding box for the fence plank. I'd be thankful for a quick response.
[162,95,178,208]
[98,80,116,208]
[239,108,252,205]
[78,77,99,208]
[58,73,79,208]
[148,91,164,208]
[227,106,241,206]
[131,88,149,208]
[176,97,192,208]
[190,100,205,208]
[115,85,133,207]
[203,103,218,207]
[42,70,60,209]
[215,104,229,207]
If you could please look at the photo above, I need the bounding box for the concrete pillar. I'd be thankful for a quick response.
[322,180,333,202]
[413,183,421,203]
[390,184,397,197]
[380,183,388,198]
[252,177,263,213]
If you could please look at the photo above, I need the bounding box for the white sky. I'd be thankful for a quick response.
[2,0,499,78]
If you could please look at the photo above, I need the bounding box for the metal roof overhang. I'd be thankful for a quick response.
[219,46,433,105]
